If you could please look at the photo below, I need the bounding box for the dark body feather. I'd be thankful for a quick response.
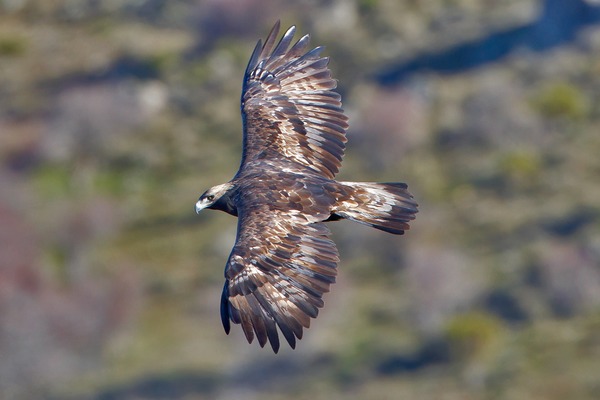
[196,21,418,353]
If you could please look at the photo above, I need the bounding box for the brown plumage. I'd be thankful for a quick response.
[195,21,418,353]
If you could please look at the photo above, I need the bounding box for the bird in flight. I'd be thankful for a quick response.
[195,21,418,353]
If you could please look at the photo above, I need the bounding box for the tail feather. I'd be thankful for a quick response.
[334,181,418,235]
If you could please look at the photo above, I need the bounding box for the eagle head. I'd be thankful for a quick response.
[195,182,235,214]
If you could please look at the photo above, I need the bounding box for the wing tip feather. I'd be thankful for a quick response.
[220,282,232,334]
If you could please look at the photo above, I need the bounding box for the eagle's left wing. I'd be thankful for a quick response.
[221,205,339,353]
[239,21,349,179]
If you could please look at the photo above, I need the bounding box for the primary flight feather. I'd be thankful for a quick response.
[195,21,418,353]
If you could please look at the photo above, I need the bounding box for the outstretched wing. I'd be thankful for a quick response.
[240,21,349,179]
[221,206,339,353]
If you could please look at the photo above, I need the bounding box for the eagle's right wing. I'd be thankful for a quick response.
[221,205,339,353]
[239,21,348,179]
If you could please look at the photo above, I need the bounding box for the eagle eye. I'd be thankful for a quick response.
[206,194,215,201]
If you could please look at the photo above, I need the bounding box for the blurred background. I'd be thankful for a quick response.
[1,0,600,399]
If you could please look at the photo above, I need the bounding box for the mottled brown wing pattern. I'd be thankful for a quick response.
[240,21,349,179]
[221,206,339,353]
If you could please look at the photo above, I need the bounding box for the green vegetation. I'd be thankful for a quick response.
[445,312,505,361]
[0,34,27,56]
[530,82,589,120]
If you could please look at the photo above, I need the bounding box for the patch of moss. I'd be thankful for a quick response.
[445,312,504,361]
[44,244,71,285]
[32,164,72,198]
[147,51,180,74]
[530,82,589,120]
[497,149,541,181]
[358,0,379,13]
[0,35,27,57]
[94,169,126,196]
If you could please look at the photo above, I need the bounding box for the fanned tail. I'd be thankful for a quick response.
[334,182,418,235]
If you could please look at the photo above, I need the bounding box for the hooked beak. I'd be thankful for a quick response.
[195,200,207,214]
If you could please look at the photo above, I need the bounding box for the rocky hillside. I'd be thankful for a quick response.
[1,1,599,399]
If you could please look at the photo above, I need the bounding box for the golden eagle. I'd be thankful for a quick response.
[195,21,417,353]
